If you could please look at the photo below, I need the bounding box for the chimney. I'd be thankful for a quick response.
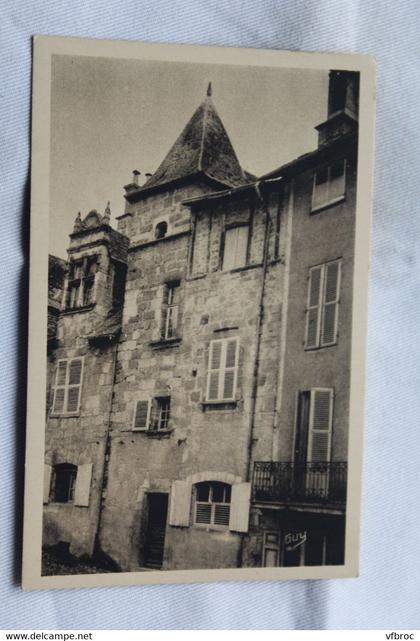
[124,169,141,193]
[132,169,141,186]
[316,70,359,147]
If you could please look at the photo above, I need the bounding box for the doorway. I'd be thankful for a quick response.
[144,493,168,569]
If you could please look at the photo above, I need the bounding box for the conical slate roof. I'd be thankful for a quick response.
[140,86,251,192]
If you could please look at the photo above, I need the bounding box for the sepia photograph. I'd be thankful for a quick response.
[23,37,375,588]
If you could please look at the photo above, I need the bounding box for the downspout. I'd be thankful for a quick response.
[237,179,274,567]
[93,331,120,563]
[271,179,294,461]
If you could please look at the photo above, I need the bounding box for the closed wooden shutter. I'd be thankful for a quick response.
[74,463,92,507]
[228,482,251,532]
[52,360,67,414]
[168,480,191,527]
[223,338,239,400]
[206,340,222,401]
[321,261,341,346]
[66,358,83,413]
[308,389,333,462]
[305,266,323,348]
[133,400,150,430]
[222,226,248,271]
[206,338,239,401]
[43,464,52,504]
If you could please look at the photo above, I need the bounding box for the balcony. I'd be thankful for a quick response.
[252,461,347,507]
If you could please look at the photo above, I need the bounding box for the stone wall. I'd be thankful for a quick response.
[100,182,287,570]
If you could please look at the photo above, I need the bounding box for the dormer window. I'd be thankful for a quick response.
[155,221,168,240]
[66,256,97,309]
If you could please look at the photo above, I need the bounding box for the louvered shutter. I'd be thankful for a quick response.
[56,360,67,386]
[74,463,93,507]
[207,340,222,401]
[214,503,230,526]
[321,261,341,346]
[133,400,150,430]
[308,389,333,462]
[43,464,52,504]
[168,480,191,527]
[222,338,238,400]
[306,266,323,348]
[52,388,65,414]
[195,503,212,524]
[66,358,83,413]
[228,482,251,532]
[52,361,67,414]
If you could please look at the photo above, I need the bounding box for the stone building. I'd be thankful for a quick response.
[43,70,359,571]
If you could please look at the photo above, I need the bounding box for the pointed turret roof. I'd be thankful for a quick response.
[137,86,253,195]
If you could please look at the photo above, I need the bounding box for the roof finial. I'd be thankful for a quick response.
[73,211,83,232]
[207,82,212,97]
[103,201,111,224]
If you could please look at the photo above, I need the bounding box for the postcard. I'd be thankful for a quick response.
[23,35,375,588]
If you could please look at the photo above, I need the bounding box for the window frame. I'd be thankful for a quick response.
[162,282,180,341]
[132,396,172,433]
[50,357,84,417]
[311,159,346,213]
[66,255,98,310]
[205,337,239,403]
[193,481,232,530]
[305,260,342,350]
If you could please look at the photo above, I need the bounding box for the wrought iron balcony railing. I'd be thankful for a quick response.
[252,461,347,505]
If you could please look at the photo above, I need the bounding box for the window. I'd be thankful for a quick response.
[206,338,239,402]
[311,159,346,211]
[51,358,84,415]
[222,225,248,271]
[150,397,171,431]
[67,256,97,309]
[305,260,341,349]
[53,463,77,503]
[133,396,171,432]
[194,481,231,527]
[162,282,180,340]
[155,221,168,239]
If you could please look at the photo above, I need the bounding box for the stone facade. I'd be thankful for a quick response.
[43,70,359,572]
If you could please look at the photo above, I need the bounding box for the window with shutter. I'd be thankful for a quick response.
[308,389,333,462]
[53,463,77,503]
[305,260,341,349]
[206,338,239,402]
[222,226,248,271]
[311,159,346,212]
[50,358,84,416]
[194,482,231,528]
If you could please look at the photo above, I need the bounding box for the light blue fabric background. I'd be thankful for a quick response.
[1,0,419,630]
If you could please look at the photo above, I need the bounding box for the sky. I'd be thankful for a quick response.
[50,55,328,257]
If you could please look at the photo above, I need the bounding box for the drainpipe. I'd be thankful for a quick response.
[237,179,275,567]
[271,179,294,461]
[93,332,120,562]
